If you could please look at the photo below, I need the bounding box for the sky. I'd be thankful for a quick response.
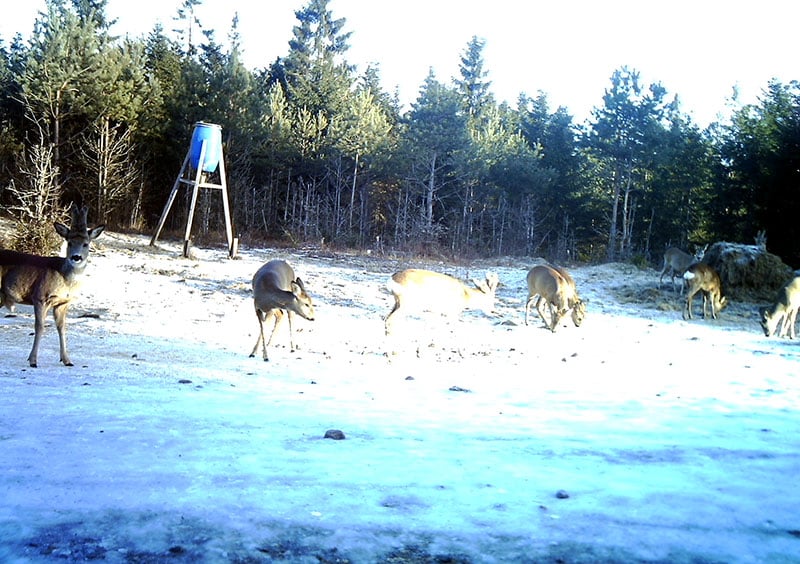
[2,0,798,127]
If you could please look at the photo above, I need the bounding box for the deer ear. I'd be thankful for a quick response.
[89,225,105,240]
[290,280,302,295]
[54,222,70,238]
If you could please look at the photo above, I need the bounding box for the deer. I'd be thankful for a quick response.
[660,245,707,294]
[249,259,315,361]
[524,264,585,331]
[683,263,727,320]
[549,264,586,321]
[0,205,105,367]
[760,275,800,339]
[384,269,499,336]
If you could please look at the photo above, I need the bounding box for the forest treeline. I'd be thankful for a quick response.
[1,0,799,267]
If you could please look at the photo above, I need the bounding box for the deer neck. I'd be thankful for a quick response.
[52,254,89,286]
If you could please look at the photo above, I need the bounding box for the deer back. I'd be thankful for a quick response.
[662,247,695,274]
[526,265,569,312]
[684,262,728,315]
[387,269,498,316]
[252,259,315,320]
[684,263,721,292]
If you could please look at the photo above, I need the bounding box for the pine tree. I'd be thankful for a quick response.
[454,36,493,120]
[283,0,352,117]
[403,70,468,242]
[586,67,669,260]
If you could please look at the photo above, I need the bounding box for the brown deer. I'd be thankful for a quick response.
[384,269,499,336]
[525,264,585,331]
[660,245,706,294]
[761,275,800,339]
[683,263,727,320]
[0,205,105,367]
[549,264,586,327]
[249,259,315,361]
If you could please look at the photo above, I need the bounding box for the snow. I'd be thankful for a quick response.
[1,228,799,563]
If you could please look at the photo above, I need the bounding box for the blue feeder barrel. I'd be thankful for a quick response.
[189,122,222,173]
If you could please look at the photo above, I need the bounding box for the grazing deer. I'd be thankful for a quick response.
[249,259,315,361]
[760,275,800,339]
[525,264,585,331]
[683,263,727,320]
[0,205,105,367]
[660,245,706,294]
[549,264,586,326]
[384,269,499,336]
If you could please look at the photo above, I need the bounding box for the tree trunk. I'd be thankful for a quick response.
[348,152,359,231]
[425,152,437,231]
[607,165,621,261]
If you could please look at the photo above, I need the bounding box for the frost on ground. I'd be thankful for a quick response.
[1,229,799,563]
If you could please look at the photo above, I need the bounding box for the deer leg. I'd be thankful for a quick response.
[285,310,297,352]
[783,308,798,339]
[28,302,48,368]
[683,291,694,320]
[0,290,17,313]
[777,309,792,338]
[266,309,285,349]
[703,291,717,319]
[524,295,536,326]
[535,296,550,329]
[549,306,566,332]
[384,298,401,335]
[53,303,72,366]
[250,307,268,360]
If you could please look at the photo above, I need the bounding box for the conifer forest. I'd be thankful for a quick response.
[1,0,799,267]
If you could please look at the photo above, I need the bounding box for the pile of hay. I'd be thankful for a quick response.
[703,242,793,301]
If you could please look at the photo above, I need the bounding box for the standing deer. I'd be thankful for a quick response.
[760,275,800,339]
[660,245,706,294]
[683,263,727,320]
[249,260,315,361]
[384,269,499,336]
[0,205,104,367]
[525,264,585,331]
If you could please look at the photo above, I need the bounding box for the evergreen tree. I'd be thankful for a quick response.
[714,80,800,266]
[0,37,26,190]
[358,63,401,118]
[454,36,493,120]
[401,70,468,244]
[196,17,261,237]
[585,67,669,260]
[136,25,187,225]
[645,108,713,258]
[173,0,204,55]
[283,0,352,117]
[464,103,547,255]
[517,93,590,258]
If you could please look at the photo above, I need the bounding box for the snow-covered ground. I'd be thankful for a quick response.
[1,227,799,563]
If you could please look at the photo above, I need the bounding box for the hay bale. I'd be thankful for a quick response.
[702,242,792,300]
